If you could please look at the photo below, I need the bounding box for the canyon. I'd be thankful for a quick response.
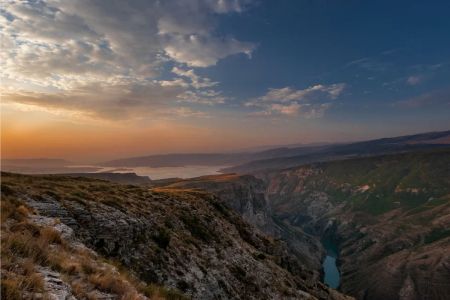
[1,172,350,300]
[1,147,449,299]
[167,148,450,299]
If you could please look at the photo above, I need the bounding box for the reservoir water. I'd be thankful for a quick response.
[67,165,228,180]
[322,239,340,289]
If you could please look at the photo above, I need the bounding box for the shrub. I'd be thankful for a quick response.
[181,214,214,242]
[26,273,45,292]
[152,229,171,249]
[88,272,132,295]
[424,228,450,244]
[1,197,29,223]
[40,227,63,244]
[141,284,189,300]
[1,278,21,299]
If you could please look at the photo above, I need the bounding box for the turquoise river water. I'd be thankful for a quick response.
[322,239,340,289]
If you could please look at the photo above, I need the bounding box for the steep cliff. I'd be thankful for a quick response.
[1,172,351,300]
[162,174,325,271]
[260,149,450,300]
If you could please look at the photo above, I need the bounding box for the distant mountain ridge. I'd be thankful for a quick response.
[223,130,450,173]
[3,131,450,177]
[99,130,450,170]
[1,158,70,166]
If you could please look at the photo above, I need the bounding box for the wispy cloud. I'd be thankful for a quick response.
[406,75,424,86]
[246,83,345,117]
[171,67,218,89]
[394,88,450,108]
[344,57,390,72]
[1,82,186,120]
[177,90,227,105]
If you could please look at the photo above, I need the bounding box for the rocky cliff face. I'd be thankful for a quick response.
[164,174,325,272]
[1,172,351,300]
[163,174,274,234]
[259,149,450,300]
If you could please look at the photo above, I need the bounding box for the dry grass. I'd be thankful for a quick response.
[141,284,189,300]
[88,272,132,295]
[1,193,186,300]
[1,172,153,212]
[0,260,45,299]
[1,197,30,223]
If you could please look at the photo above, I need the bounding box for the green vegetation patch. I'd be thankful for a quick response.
[424,228,450,244]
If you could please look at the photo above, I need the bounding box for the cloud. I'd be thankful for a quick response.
[345,57,390,72]
[159,78,190,88]
[2,81,187,120]
[169,107,210,118]
[406,75,423,86]
[394,88,450,108]
[269,103,301,116]
[177,90,227,105]
[246,83,345,118]
[1,0,255,119]
[254,84,346,103]
[162,34,255,67]
[172,67,218,89]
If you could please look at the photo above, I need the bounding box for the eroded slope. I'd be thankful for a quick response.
[1,172,350,300]
[261,149,450,300]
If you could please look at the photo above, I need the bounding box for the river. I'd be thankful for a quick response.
[322,238,340,289]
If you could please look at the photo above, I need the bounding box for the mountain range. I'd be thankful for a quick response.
[99,130,450,172]
[1,131,449,299]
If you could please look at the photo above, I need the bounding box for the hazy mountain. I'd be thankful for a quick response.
[223,130,450,173]
[1,158,70,167]
[99,146,331,168]
[1,158,102,174]
[99,130,449,170]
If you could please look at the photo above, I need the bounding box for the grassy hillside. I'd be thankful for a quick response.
[270,149,450,215]
[1,182,185,300]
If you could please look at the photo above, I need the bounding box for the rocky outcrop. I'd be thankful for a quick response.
[1,201,151,299]
[36,267,77,300]
[1,172,352,300]
[163,174,275,234]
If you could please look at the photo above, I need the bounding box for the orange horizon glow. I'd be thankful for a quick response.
[1,103,324,162]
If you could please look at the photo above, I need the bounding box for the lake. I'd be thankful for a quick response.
[322,238,340,289]
[70,165,229,180]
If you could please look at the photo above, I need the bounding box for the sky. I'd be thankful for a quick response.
[1,0,450,161]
